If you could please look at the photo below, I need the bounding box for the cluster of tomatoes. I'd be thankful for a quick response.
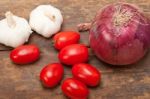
[10,31,101,99]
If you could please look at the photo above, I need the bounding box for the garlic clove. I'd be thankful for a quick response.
[0,11,32,48]
[29,5,63,38]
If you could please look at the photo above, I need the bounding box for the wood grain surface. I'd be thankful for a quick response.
[0,0,150,99]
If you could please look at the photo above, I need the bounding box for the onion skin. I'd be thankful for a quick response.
[89,3,150,65]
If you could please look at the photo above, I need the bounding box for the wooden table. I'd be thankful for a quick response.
[0,0,150,99]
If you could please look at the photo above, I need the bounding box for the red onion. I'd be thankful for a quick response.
[87,3,150,65]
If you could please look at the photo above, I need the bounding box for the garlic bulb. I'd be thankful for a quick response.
[29,5,63,38]
[0,11,32,48]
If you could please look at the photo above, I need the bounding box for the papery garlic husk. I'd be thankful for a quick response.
[29,5,63,38]
[0,11,32,48]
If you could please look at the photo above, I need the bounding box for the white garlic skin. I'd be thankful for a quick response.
[0,15,32,48]
[29,5,63,38]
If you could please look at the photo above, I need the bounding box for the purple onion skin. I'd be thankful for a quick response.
[89,3,150,65]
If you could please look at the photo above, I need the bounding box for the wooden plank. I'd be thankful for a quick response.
[0,0,150,99]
